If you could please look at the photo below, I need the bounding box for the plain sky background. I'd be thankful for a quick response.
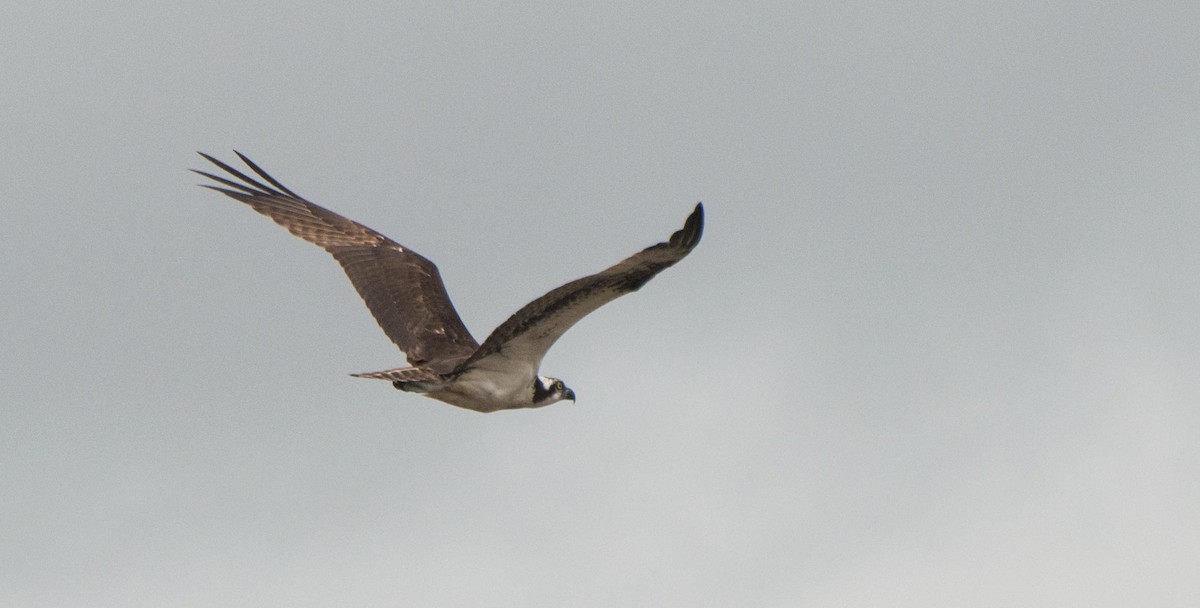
[3,2,1198,606]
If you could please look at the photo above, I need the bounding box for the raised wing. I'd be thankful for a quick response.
[455,203,704,375]
[194,152,479,371]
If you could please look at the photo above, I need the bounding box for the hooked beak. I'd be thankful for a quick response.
[564,388,576,402]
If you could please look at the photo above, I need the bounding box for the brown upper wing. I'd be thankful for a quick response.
[194,152,479,371]
[455,203,704,375]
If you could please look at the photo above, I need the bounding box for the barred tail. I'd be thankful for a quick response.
[350,367,440,382]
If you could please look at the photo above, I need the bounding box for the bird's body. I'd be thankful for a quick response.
[195,152,703,412]
[402,362,544,413]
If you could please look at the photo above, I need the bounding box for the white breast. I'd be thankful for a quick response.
[442,354,538,409]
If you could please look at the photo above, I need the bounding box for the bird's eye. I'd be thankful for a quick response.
[555,381,564,390]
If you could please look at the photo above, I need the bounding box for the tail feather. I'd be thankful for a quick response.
[350,367,440,382]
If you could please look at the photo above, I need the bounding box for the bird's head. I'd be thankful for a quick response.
[533,375,576,406]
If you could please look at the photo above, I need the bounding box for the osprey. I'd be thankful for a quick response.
[195,152,704,413]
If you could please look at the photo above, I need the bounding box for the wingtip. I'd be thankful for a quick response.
[195,149,242,160]
[663,202,704,250]
[684,202,704,246]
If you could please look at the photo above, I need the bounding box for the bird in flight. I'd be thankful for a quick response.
[194,152,704,412]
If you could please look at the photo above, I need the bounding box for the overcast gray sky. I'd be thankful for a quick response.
[3,2,1198,606]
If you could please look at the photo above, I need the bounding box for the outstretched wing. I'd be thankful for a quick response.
[455,203,704,375]
[194,152,479,371]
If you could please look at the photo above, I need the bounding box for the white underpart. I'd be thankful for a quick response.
[447,353,539,406]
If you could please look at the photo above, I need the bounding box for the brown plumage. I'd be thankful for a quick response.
[195,151,703,412]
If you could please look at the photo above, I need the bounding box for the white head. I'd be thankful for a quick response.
[532,375,576,406]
